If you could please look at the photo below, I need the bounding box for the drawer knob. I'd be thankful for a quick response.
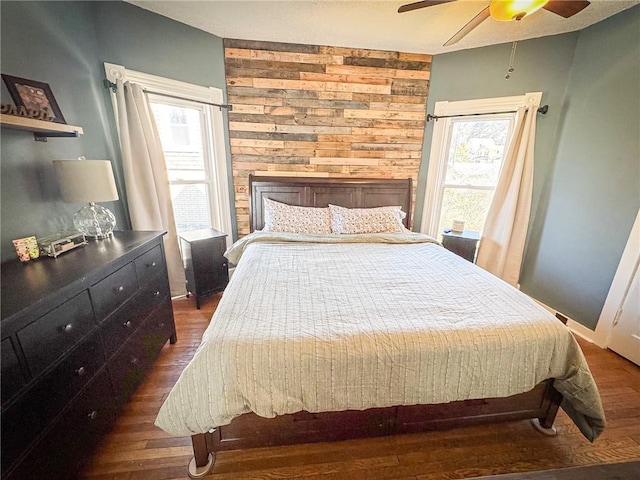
[153,290,161,297]
[75,366,86,377]
[130,357,139,365]
[63,323,73,333]
[150,261,157,267]
[158,322,165,328]
[117,285,124,292]
[123,320,132,329]
[88,410,98,421]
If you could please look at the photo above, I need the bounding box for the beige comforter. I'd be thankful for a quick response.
[155,232,605,441]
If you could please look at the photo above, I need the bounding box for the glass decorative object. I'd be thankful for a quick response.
[73,202,117,239]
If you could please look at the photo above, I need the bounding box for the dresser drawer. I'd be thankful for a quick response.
[33,331,105,426]
[17,291,95,377]
[91,262,138,321]
[135,244,165,285]
[138,269,171,318]
[1,332,105,473]
[100,273,170,360]
[109,328,149,402]
[1,387,43,473]
[100,295,147,360]
[1,338,27,404]
[139,300,175,360]
[7,370,116,480]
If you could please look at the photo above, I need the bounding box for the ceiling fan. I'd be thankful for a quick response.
[398,0,591,46]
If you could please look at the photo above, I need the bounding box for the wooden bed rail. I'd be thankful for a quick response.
[187,380,562,478]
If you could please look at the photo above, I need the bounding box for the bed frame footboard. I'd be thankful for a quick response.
[185,380,562,477]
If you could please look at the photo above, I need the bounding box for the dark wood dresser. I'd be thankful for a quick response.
[1,231,176,479]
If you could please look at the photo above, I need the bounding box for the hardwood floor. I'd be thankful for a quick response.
[82,295,640,480]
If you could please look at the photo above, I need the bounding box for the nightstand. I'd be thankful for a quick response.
[179,229,229,309]
[441,230,480,263]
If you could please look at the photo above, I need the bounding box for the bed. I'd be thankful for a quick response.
[155,176,605,478]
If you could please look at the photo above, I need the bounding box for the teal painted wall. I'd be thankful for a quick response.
[0,1,128,261]
[415,7,640,329]
[519,8,640,329]
[414,33,579,236]
[91,1,236,241]
[0,1,233,261]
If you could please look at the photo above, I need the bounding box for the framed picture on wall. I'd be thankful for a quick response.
[1,74,66,124]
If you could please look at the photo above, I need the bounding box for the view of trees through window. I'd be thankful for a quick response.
[150,101,213,233]
[437,116,513,235]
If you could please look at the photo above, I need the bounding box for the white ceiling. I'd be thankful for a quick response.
[127,0,639,54]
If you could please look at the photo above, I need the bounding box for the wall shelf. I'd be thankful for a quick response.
[0,114,83,141]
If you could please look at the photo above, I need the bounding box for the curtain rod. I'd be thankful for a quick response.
[427,104,548,122]
[103,80,232,110]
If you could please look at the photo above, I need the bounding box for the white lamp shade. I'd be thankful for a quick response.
[53,160,119,203]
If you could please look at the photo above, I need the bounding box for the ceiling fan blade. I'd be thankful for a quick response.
[398,0,455,14]
[543,0,590,18]
[443,6,490,46]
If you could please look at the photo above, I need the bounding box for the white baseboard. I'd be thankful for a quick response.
[565,319,598,344]
[531,298,599,345]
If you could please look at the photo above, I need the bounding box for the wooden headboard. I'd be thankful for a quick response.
[249,176,412,232]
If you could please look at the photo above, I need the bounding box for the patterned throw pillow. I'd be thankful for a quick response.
[328,204,406,234]
[262,198,332,234]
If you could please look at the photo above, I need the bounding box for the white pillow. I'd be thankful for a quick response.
[263,198,332,234]
[328,204,406,234]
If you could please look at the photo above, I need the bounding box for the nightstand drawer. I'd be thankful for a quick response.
[17,291,95,377]
[135,244,165,284]
[91,262,138,321]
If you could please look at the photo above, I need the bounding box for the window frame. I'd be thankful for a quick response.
[148,95,217,233]
[420,92,542,237]
[104,62,233,248]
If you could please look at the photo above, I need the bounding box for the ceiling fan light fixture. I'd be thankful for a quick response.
[489,0,549,21]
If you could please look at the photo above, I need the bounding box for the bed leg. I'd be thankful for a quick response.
[531,382,563,436]
[188,433,215,478]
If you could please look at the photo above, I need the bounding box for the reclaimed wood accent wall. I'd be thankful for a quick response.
[224,39,432,234]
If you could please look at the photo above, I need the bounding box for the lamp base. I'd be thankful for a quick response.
[73,202,116,239]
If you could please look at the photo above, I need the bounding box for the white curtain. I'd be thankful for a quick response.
[114,80,186,296]
[476,106,537,286]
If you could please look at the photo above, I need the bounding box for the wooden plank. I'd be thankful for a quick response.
[224,38,321,54]
[344,56,431,71]
[310,158,381,166]
[227,49,344,65]
[300,72,393,86]
[228,104,265,114]
[344,109,425,120]
[326,64,429,80]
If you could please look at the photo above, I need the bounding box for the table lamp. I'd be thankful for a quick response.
[53,159,119,239]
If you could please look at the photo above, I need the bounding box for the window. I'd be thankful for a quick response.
[436,115,514,234]
[149,99,214,233]
[104,62,233,247]
[420,93,541,237]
